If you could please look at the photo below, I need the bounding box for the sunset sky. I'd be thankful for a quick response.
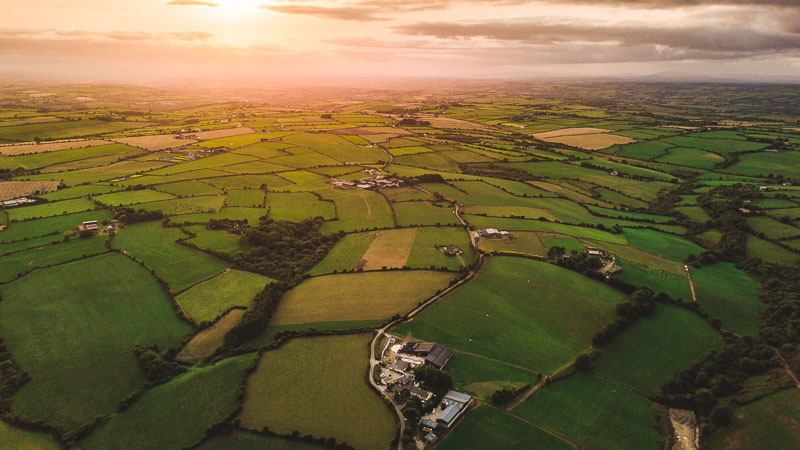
[2,0,800,83]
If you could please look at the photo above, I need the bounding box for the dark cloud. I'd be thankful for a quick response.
[167,0,219,6]
[396,20,800,54]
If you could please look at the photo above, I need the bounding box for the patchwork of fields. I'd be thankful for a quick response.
[0,85,797,450]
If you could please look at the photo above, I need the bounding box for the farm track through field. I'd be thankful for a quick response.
[450,349,539,375]
[506,359,574,411]
[684,265,697,302]
[494,404,581,448]
[768,345,800,389]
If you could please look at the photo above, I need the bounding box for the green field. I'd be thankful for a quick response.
[112,222,229,292]
[0,421,58,449]
[239,334,396,450]
[0,120,145,142]
[594,304,724,395]
[152,180,223,197]
[706,389,800,450]
[691,263,762,336]
[394,201,460,227]
[444,352,540,400]
[393,256,625,373]
[271,270,456,326]
[439,405,574,450]
[515,372,663,449]
[308,231,378,275]
[406,226,475,271]
[94,189,175,206]
[226,189,266,207]
[318,189,394,233]
[0,209,113,243]
[200,431,326,450]
[6,197,98,222]
[655,147,725,169]
[0,235,107,282]
[80,354,257,450]
[38,184,120,201]
[622,227,703,261]
[0,253,191,428]
[745,234,800,265]
[176,269,272,323]
[478,232,547,256]
[267,192,335,222]
[12,143,142,170]
[182,225,251,254]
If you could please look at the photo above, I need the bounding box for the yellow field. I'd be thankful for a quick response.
[544,133,635,150]
[361,228,418,270]
[0,139,111,155]
[195,127,255,140]
[271,270,457,325]
[0,180,60,201]
[180,309,245,360]
[112,134,195,150]
[532,127,612,139]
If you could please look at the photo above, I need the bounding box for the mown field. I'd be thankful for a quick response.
[176,269,272,323]
[239,334,396,449]
[0,253,191,428]
[705,389,800,450]
[393,256,625,373]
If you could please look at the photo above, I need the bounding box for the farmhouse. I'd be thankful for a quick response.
[435,390,472,428]
[586,247,608,258]
[478,228,510,239]
[82,220,99,231]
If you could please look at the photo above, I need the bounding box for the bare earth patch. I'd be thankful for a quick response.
[0,181,60,201]
[669,408,698,450]
[532,127,613,139]
[361,228,418,270]
[0,139,111,155]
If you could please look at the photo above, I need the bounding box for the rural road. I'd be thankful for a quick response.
[368,253,484,450]
[684,264,697,302]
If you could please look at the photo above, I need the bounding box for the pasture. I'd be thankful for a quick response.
[392,256,624,373]
[80,354,257,450]
[152,180,222,197]
[394,201,459,227]
[515,372,663,449]
[112,222,229,292]
[0,180,60,201]
[0,422,58,449]
[318,188,394,233]
[267,192,335,222]
[593,304,724,395]
[0,209,113,243]
[0,253,191,428]
[706,389,800,450]
[176,269,272,323]
[239,334,396,450]
[691,263,762,336]
[0,235,107,282]
[438,405,574,450]
[94,189,175,206]
[360,227,417,270]
[270,270,457,326]
[180,309,246,361]
[6,197,97,222]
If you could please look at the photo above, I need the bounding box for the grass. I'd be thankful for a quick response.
[515,372,663,449]
[135,195,226,215]
[394,201,459,227]
[176,269,272,323]
[407,226,475,271]
[180,309,246,361]
[478,232,547,256]
[112,222,229,292]
[594,304,724,396]
[706,389,800,450]
[239,334,396,450]
[12,143,142,169]
[201,431,326,450]
[444,352,540,401]
[80,354,257,450]
[318,188,394,234]
[226,189,266,207]
[464,215,628,244]
[182,225,251,254]
[94,189,175,206]
[6,198,98,222]
[308,231,378,275]
[282,132,384,164]
[691,263,762,336]
[360,227,418,270]
[438,405,574,450]
[0,209,113,243]
[724,150,800,179]
[656,147,725,169]
[0,119,145,142]
[0,421,58,449]
[38,183,120,201]
[267,192,335,222]
[271,270,457,326]
[622,227,703,262]
[617,140,673,160]
[746,234,800,265]
[152,180,222,197]
[617,260,692,301]
[0,253,191,428]
[0,235,108,282]
[21,159,168,186]
[392,257,624,373]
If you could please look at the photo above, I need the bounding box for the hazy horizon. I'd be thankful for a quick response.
[2,0,800,84]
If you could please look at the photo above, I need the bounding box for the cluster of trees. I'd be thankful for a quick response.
[398,118,430,126]
[0,336,31,414]
[231,217,342,283]
[490,384,531,406]
[658,336,778,433]
[113,207,164,224]
[413,366,453,396]
[207,218,248,232]
[592,288,655,346]
[133,345,187,384]
[689,185,752,265]
[740,259,800,351]
[548,247,604,274]
[223,282,289,347]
